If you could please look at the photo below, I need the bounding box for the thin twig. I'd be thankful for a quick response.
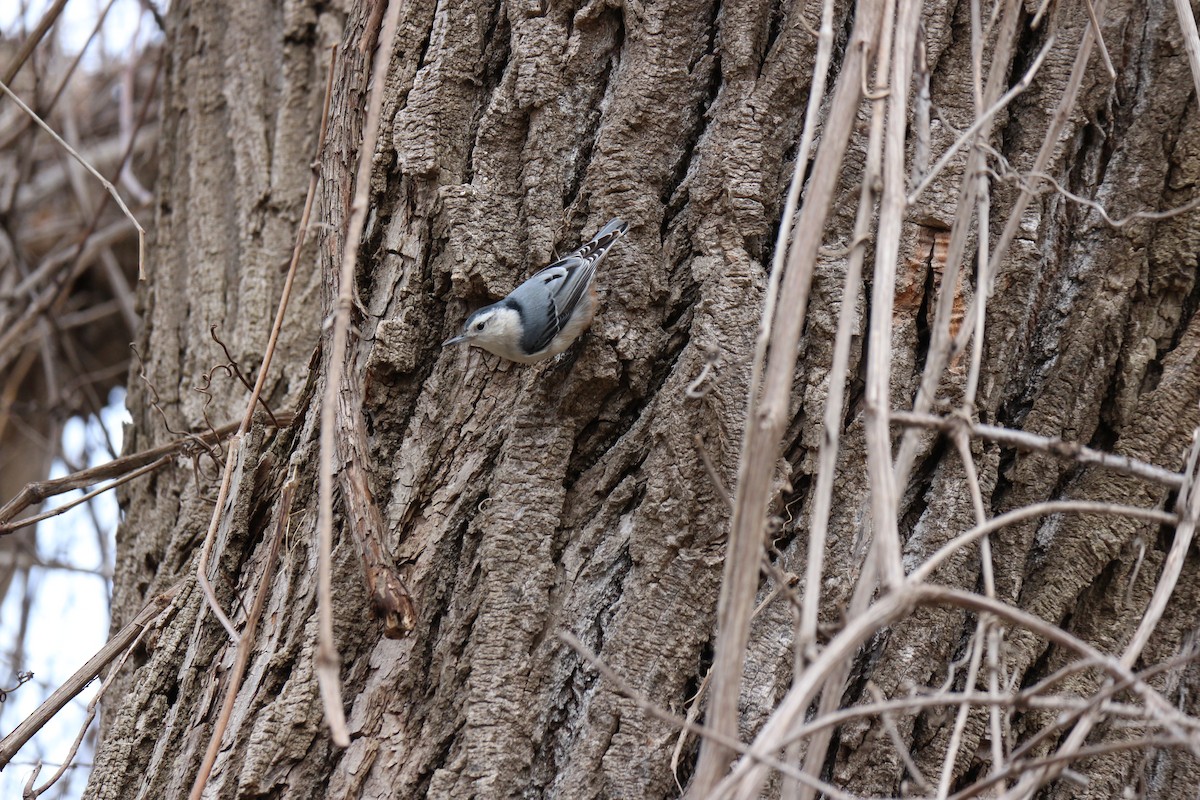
[798,0,882,663]
[718,581,1197,798]
[714,585,915,799]
[947,0,1107,373]
[906,34,1054,205]
[890,409,1184,489]
[782,686,1194,750]
[867,682,933,793]
[861,0,917,592]
[693,434,731,508]
[921,587,1198,748]
[1006,655,1190,763]
[0,456,170,536]
[758,13,841,792]
[684,345,721,399]
[0,56,161,381]
[1002,428,1200,797]
[975,149,1200,230]
[936,624,987,799]
[0,78,145,279]
[0,0,121,154]
[961,2,1008,777]
[0,415,291,527]
[910,500,1178,585]
[951,736,1189,800]
[774,24,838,797]
[195,437,249,641]
[208,325,279,426]
[792,5,900,797]
[24,605,153,799]
[951,426,1008,785]
[0,0,69,85]
[1082,0,1116,80]
[890,0,1024,506]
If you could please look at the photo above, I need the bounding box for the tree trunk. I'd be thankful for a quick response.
[88,0,1200,797]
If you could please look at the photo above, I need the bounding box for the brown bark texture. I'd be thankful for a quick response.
[87,0,1200,797]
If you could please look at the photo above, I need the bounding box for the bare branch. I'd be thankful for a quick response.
[23,591,151,799]
[1082,0,1116,79]
[867,682,933,793]
[863,0,918,591]
[0,456,169,537]
[1003,429,1200,796]
[0,78,145,280]
[0,0,69,85]
[0,413,293,528]
[910,500,1178,585]
[0,584,181,769]
[906,34,1055,205]
[890,409,1184,490]
[791,5,911,797]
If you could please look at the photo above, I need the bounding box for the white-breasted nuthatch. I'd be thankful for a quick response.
[442,218,629,363]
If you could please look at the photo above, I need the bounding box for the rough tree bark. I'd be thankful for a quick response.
[86,0,1200,797]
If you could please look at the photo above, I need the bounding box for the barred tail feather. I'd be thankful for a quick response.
[582,218,628,256]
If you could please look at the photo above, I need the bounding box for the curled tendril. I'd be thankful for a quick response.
[0,671,34,703]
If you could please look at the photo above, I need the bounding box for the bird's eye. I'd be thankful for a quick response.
[474,321,485,331]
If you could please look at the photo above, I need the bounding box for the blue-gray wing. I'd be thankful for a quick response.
[511,218,629,355]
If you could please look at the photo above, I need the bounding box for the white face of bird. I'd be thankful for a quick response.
[442,304,525,360]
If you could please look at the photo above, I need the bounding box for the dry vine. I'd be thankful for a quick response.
[672,0,1200,796]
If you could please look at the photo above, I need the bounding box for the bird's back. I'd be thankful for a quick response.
[511,218,628,356]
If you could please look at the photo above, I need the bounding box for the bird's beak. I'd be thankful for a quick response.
[442,333,467,347]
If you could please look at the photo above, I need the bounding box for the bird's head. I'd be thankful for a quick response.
[442,303,524,359]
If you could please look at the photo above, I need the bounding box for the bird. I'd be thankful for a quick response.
[442,218,629,363]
